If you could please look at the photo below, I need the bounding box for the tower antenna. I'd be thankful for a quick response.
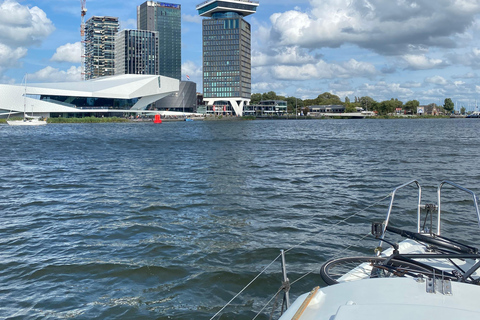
[80,0,87,80]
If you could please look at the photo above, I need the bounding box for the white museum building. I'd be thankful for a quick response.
[0,74,179,118]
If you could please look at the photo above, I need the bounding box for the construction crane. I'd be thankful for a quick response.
[80,0,87,80]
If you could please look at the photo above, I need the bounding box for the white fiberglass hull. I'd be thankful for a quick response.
[7,119,47,126]
[280,277,480,320]
[280,239,480,320]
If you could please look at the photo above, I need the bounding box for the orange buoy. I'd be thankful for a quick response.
[153,114,162,124]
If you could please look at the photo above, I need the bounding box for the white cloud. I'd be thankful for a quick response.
[449,47,480,69]
[0,0,54,77]
[400,81,422,89]
[425,75,448,85]
[252,81,285,93]
[253,46,317,67]
[0,74,15,84]
[452,72,478,79]
[421,88,447,101]
[357,81,415,100]
[0,0,55,47]
[402,54,447,70]
[51,42,81,63]
[255,58,377,81]
[0,43,27,68]
[120,18,136,30]
[182,14,202,24]
[29,66,81,82]
[265,0,480,55]
[181,60,202,80]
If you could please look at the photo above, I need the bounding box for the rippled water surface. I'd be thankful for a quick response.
[1,119,480,319]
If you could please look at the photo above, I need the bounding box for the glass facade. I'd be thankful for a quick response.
[137,2,181,80]
[85,16,119,80]
[115,30,159,75]
[202,15,251,100]
[40,95,139,110]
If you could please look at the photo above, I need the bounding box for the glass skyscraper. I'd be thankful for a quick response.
[137,1,181,80]
[197,0,259,116]
[115,30,159,75]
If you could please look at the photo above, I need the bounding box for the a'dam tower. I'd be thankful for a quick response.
[197,0,259,116]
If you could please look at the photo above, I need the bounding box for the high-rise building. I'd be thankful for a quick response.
[197,0,259,116]
[115,30,159,75]
[85,16,119,80]
[137,1,181,80]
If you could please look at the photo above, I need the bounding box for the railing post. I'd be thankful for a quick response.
[377,180,421,255]
[280,250,290,310]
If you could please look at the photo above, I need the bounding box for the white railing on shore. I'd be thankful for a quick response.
[196,0,259,10]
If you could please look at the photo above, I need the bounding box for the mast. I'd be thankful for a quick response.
[23,74,27,119]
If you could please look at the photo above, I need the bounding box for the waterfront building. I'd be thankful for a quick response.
[115,30,159,75]
[85,16,119,80]
[155,81,197,113]
[0,75,179,118]
[137,1,181,80]
[197,0,259,116]
[309,105,346,114]
[244,100,288,116]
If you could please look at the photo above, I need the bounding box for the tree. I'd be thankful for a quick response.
[250,93,262,105]
[286,97,303,113]
[262,91,277,101]
[315,92,343,105]
[358,96,377,111]
[444,98,454,113]
[404,100,419,114]
[345,103,356,113]
[376,98,402,115]
[461,106,466,115]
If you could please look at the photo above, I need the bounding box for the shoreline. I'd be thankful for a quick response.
[0,114,468,124]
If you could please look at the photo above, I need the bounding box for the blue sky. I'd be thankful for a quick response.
[1,0,480,110]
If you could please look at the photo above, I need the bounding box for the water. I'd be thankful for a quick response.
[1,119,480,319]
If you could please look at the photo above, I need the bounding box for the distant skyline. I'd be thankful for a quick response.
[1,0,480,110]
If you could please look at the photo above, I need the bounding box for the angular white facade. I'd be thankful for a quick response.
[0,74,179,117]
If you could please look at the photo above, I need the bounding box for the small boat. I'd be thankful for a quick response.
[278,180,480,320]
[185,118,193,121]
[7,74,47,126]
[7,116,47,126]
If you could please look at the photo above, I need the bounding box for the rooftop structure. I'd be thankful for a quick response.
[197,0,259,17]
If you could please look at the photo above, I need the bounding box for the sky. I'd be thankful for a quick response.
[1,0,480,110]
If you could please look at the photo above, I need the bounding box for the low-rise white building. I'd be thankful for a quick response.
[0,74,179,118]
